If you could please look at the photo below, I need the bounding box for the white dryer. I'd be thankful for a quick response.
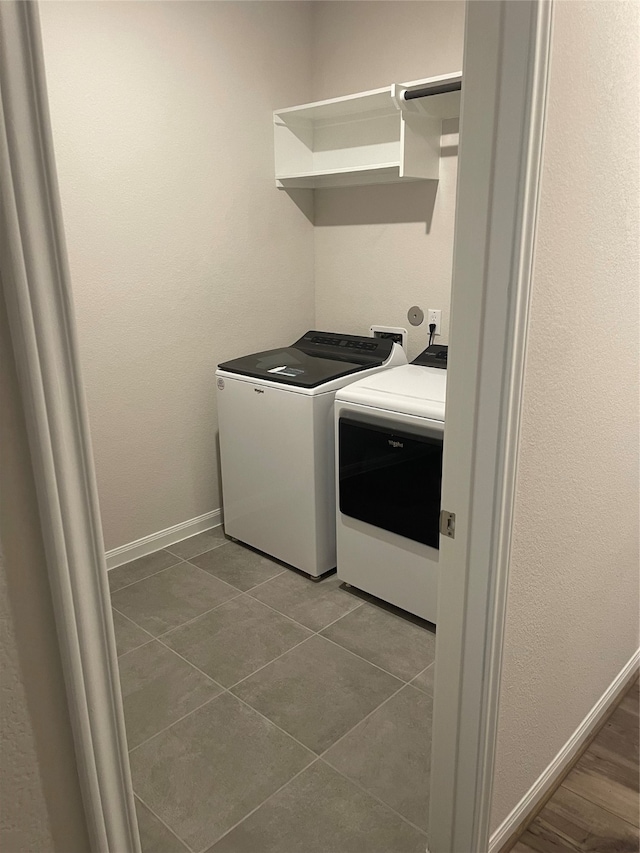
[334,346,447,622]
[216,331,406,578]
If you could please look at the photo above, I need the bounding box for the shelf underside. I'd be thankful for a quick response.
[276,164,430,189]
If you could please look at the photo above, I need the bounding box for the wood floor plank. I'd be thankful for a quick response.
[563,754,640,829]
[599,706,640,753]
[519,786,639,853]
[519,820,584,853]
[621,695,639,720]
[587,738,640,792]
[621,684,639,711]
[510,842,539,853]
[623,679,639,707]
[613,692,638,718]
[582,726,640,791]
[595,716,640,762]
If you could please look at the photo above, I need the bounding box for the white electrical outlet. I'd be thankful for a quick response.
[428,309,441,336]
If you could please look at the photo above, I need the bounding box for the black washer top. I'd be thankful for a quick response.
[218,330,394,389]
[412,344,448,369]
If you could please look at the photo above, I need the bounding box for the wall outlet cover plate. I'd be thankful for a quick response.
[370,325,408,349]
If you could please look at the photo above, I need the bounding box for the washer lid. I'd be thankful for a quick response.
[217,330,394,389]
[335,364,446,421]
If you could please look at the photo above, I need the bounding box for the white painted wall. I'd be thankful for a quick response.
[39,1,315,551]
[311,1,465,359]
[491,0,640,831]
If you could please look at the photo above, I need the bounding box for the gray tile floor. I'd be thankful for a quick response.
[111,530,436,853]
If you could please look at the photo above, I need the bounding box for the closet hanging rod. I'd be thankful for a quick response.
[403,80,462,101]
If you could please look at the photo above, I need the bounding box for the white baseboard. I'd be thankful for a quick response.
[489,648,640,853]
[105,509,223,570]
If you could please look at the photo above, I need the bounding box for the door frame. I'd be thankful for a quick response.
[429,2,553,851]
[0,3,140,851]
[0,1,552,851]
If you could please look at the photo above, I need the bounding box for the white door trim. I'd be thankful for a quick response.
[429,2,553,851]
[0,3,140,851]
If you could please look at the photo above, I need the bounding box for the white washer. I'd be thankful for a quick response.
[334,351,446,622]
[216,331,406,577]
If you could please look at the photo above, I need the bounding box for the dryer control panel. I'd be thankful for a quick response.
[412,344,448,369]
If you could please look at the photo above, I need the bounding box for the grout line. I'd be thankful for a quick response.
[173,558,249,592]
[227,633,315,691]
[242,591,319,631]
[109,557,185,594]
[317,632,410,685]
[319,680,409,760]
[111,604,155,636]
[230,650,418,762]
[133,792,195,853]
[165,538,229,560]
[182,548,290,593]
[241,568,288,591]
[246,591,364,634]
[112,546,250,602]
[114,637,156,661]
[225,594,412,692]
[405,680,433,697]
[182,542,234,569]
[154,591,245,640]
[110,605,156,655]
[225,598,370,691]
[110,607,156,658]
[311,600,366,633]
[246,586,366,635]
[128,692,224,756]
[150,563,318,642]
[112,613,230,699]
[410,661,436,695]
[230,692,318,758]
[154,636,227,691]
[194,757,321,853]
[318,756,429,838]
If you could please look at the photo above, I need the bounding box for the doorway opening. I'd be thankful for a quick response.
[0,4,552,849]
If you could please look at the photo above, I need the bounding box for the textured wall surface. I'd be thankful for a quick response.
[491,0,640,830]
[311,1,465,359]
[0,289,90,852]
[39,1,315,551]
[0,553,52,853]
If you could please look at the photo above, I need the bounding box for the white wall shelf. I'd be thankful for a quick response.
[274,73,461,189]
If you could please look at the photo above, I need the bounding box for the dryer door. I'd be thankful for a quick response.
[338,416,443,548]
